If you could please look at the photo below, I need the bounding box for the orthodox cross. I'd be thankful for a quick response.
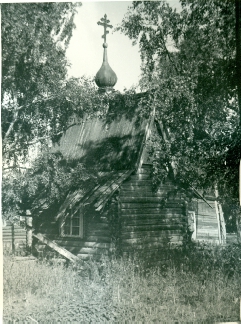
[97,14,113,43]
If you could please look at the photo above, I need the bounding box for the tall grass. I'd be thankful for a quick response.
[3,243,241,323]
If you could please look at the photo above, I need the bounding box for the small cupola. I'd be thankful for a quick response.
[95,14,117,92]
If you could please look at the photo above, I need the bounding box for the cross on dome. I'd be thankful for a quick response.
[95,14,117,92]
[97,14,113,44]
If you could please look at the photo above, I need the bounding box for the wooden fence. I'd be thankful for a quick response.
[2,220,27,253]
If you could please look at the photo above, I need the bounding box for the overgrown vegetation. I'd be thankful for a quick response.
[4,243,241,323]
[119,0,241,230]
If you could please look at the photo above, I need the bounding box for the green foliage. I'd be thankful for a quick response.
[2,151,100,220]
[119,0,240,209]
[2,3,81,164]
[3,244,241,322]
[1,87,144,220]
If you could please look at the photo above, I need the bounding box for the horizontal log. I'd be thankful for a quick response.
[121,213,187,220]
[197,215,217,220]
[122,239,183,250]
[54,240,110,249]
[197,227,218,234]
[197,231,218,235]
[121,208,184,215]
[197,222,218,227]
[122,219,186,227]
[122,224,184,232]
[87,230,110,236]
[196,233,219,239]
[120,202,184,209]
[119,197,170,203]
[87,224,109,230]
[81,242,110,248]
[55,240,85,248]
[121,183,174,189]
[85,236,111,243]
[196,236,219,241]
[197,224,219,229]
[119,191,166,198]
[121,229,183,240]
[120,191,184,199]
[122,235,183,244]
[197,205,216,211]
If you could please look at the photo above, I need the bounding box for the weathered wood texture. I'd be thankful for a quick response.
[52,210,112,260]
[191,199,220,244]
[2,221,27,252]
[33,232,79,262]
[119,164,187,255]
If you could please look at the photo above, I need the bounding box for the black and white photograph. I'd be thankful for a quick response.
[2,0,241,322]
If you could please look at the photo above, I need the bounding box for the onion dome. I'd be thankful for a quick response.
[95,14,117,92]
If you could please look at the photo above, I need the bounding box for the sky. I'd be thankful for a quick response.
[66,1,181,92]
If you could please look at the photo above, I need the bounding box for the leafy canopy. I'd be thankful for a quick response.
[119,0,240,205]
[2,3,82,165]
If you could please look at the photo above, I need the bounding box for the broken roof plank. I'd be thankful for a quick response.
[94,170,134,211]
[82,170,130,206]
[56,190,85,220]
[82,170,117,205]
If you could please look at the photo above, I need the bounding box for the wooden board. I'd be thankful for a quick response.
[122,218,185,226]
[121,208,184,215]
[122,224,184,232]
[33,232,79,262]
[121,230,183,240]
[122,234,183,244]
[120,202,184,209]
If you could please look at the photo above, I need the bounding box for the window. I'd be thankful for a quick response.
[60,211,83,238]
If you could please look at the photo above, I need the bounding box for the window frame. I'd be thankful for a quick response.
[60,208,84,238]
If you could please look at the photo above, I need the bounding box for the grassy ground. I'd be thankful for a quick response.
[3,243,241,323]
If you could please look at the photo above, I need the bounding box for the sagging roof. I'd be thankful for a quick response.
[36,96,154,220]
[51,102,152,171]
[56,170,133,220]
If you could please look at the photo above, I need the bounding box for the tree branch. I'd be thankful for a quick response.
[2,95,76,143]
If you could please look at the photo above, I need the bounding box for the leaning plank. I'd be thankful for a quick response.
[33,232,79,262]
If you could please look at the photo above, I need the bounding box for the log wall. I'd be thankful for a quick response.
[53,209,112,260]
[119,164,187,256]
